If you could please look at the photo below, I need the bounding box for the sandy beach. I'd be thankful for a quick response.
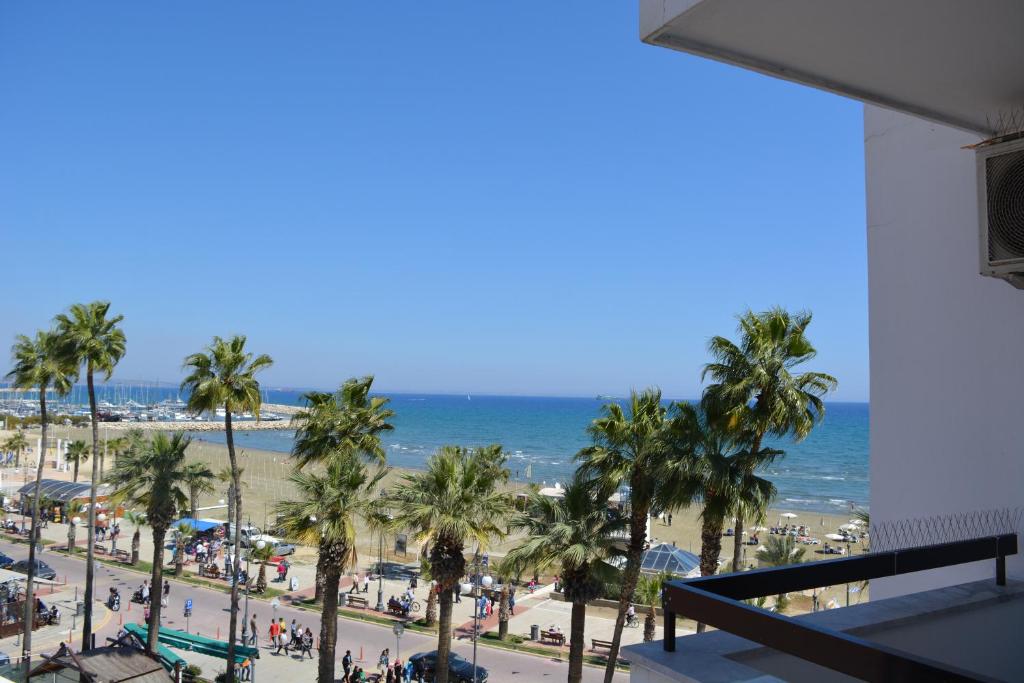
[1,425,868,611]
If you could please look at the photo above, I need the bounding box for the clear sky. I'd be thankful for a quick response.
[0,3,868,401]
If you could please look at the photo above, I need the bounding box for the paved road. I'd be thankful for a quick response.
[1,540,625,682]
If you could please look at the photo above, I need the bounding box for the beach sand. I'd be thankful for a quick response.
[3,425,868,611]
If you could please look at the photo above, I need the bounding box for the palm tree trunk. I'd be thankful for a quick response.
[436,587,454,683]
[22,389,48,662]
[697,512,725,634]
[318,563,341,683]
[225,407,241,683]
[314,553,326,604]
[733,435,763,573]
[83,366,101,650]
[73,461,79,482]
[567,600,587,683]
[131,528,140,565]
[190,492,198,521]
[602,498,649,683]
[424,586,437,627]
[174,535,183,577]
[148,526,167,654]
[643,610,656,643]
[498,585,510,640]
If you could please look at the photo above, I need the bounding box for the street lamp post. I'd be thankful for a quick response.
[375,490,386,612]
[241,521,263,645]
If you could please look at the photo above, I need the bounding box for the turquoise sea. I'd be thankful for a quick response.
[181,392,869,515]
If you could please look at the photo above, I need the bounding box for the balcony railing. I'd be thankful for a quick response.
[662,512,1020,683]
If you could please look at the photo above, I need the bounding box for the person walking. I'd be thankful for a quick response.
[287,619,298,652]
[268,618,280,653]
[378,648,389,676]
[510,590,516,616]
[362,572,370,594]
[162,579,170,607]
[300,627,314,659]
[342,649,353,681]
[249,614,258,647]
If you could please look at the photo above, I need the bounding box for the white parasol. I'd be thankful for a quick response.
[839,523,858,531]
[825,533,845,541]
[780,513,798,519]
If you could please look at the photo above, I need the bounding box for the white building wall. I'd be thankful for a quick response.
[866,105,1024,598]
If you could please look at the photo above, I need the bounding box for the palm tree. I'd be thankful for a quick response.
[291,376,394,470]
[703,308,837,572]
[6,329,75,660]
[250,543,276,594]
[66,440,89,483]
[172,522,196,577]
[506,475,626,683]
[182,462,216,520]
[4,431,28,467]
[182,334,272,676]
[493,556,523,641]
[635,572,672,643]
[107,431,191,654]
[55,300,126,650]
[275,454,387,683]
[290,377,394,603]
[123,510,146,566]
[575,389,678,682]
[390,446,513,683]
[755,535,807,612]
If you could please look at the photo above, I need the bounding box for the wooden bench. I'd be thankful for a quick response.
[346,595,368,609]
[540,630,565,646]
[591,638,613,652]
[94,544,108,555]
[113,549,130,563]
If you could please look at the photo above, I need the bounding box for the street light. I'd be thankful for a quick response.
[375,490,387,612]
[240,520,264,645]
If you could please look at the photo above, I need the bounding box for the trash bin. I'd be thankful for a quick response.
[339,592,347,608]
[76,601,84,616]
[530,624,540,641]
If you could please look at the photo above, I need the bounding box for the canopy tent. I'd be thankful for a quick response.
[170,518,222,533]
[17,479,112,504]
[640,543,701,578]
[27,643,171,682]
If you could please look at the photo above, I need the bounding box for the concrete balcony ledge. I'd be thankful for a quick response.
[625,578,1024,682]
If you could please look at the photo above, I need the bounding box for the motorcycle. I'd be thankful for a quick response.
[108,591,121,612]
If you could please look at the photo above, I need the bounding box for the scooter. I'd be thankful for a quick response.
[108,590,121,612]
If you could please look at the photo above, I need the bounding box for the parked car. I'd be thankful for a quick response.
[11,559,57,581]
[408,651,488,683]
[0,552,14,569]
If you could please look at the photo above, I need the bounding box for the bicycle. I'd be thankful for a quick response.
[625,613,640,628]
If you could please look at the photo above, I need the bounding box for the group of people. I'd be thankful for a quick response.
[35,597,60,625]
[262,615,314,659]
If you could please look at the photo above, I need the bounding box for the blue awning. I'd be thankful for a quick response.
[171,518,221,532]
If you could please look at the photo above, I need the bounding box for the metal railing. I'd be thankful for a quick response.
[662,528,1018,682]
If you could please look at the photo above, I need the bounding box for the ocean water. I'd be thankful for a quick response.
[183,393,869,515]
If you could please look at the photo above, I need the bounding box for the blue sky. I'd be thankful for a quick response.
[0,3,867,401]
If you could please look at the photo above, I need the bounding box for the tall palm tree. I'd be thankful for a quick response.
[419,556,437,627]
[4,431,28,467]
[107,431,191,653]
[6,330,75,660]
[390,446,513,683]
[182,334,272,675]
[755,535,807,612]
[703,308,837,572]
[123,510,147,566]
[575,389,678,682]
[250,543,276,594]
[506,475,627,683]
[291,376,394,470]
[493,556,523,641]
[290,377,394,603]
[66,440,90,483]
[275,454,387,683]
[182,462,216,520]
[55,300,126,650]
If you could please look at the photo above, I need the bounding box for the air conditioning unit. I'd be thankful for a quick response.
[978,137,1024,288]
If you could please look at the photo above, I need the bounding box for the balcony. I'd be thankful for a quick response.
[626,511,1021,682]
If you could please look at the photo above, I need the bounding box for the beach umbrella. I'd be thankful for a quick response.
[839,523,857,531]
[780,513,798,519]
[825,533,844,541]
[849,519,864,526]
